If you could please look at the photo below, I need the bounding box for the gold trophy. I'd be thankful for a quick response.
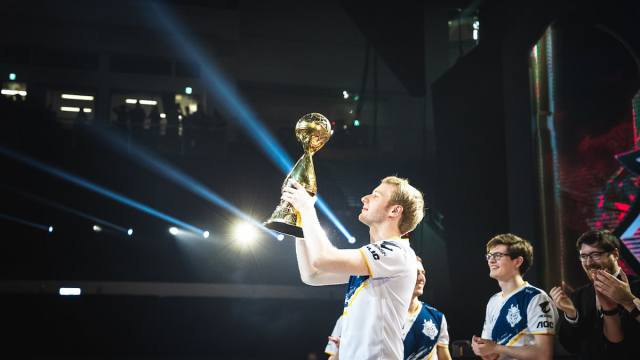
[265,113,332,237]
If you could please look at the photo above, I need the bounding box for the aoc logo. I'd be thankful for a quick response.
[536,320,554,329]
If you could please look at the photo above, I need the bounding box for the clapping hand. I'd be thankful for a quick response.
[594,270,635,308]
[550,282,578,318]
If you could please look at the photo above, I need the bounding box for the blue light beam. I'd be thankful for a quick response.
[15,190,130,235]
[0,147,203,235]
[150,3,292,173]
[93,127,276,238]
[148,3,354,241]
[0,213,50,232]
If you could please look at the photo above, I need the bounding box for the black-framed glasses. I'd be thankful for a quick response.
[578,251,609,262]
[486,252,511,261]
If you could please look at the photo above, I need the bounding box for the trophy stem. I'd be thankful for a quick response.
[287,152,316,194]
[264,152,317,237]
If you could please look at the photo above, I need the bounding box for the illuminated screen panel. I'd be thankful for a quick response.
[531,23,640,276]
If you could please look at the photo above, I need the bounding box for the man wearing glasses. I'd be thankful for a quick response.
[550,230,640,359]
[472,234,558,360]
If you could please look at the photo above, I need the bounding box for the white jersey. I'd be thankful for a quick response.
[325,301,448,360]
[481,283,558,360]
[338,239,417,360]
[325,316,342,356]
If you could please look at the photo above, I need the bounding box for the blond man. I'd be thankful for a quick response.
[282,176,425,360]
[325,256,452,360]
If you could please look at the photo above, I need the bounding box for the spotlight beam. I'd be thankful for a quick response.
[150,3,291,172]
[93,126,275,237]
[148,3,354,241]
[11,189,129,234]
[0,213,50,232]
[0,147,203,235]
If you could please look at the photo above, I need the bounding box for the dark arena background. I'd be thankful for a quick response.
[1,0,639,359]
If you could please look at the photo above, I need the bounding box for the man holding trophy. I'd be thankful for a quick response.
[283,176,424,359]
[270,113,425,359]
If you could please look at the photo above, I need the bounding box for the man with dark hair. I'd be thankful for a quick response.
[550,230,640,359]
[472,234,557,360]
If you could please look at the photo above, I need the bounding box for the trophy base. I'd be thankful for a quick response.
[264,220,304,238]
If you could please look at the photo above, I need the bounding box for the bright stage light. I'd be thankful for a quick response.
[127,228,134,236]
[1,89,26,96]
[61,94,94,101]
[185,86,193,95]
[60,106,80,112]
[59,287,81,296]
[233,222,258,247]
[169,227,179,235]
[348,236,356,244]
[48,226,54,233]
[125,99,138,104]
[9,73,16,81]
[92,225,102,232]
[203,230,210,239]
[342,90,349,99]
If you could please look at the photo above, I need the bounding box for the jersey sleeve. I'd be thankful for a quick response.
[324,316,342,355]
[359,240,410,278]
[527,292,558,335]
[481,297,494,339]
[437,314,450,346]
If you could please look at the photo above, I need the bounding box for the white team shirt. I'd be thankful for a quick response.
[326,302,449,360]
[481,283,558,360]
[337,239,417,360]
[325,316,342,356]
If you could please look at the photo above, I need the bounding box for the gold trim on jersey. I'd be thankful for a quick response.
[506,328,528,346]
[359,247,374,277]
[342,278,370,316]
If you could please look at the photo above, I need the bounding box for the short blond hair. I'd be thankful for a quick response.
[381,176,425,235]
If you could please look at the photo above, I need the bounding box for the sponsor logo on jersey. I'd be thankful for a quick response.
[380,241,400,252]
[365,245,380,260]
[536,320,554,329]
[539,301,551,313]
[366,241,400,261]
